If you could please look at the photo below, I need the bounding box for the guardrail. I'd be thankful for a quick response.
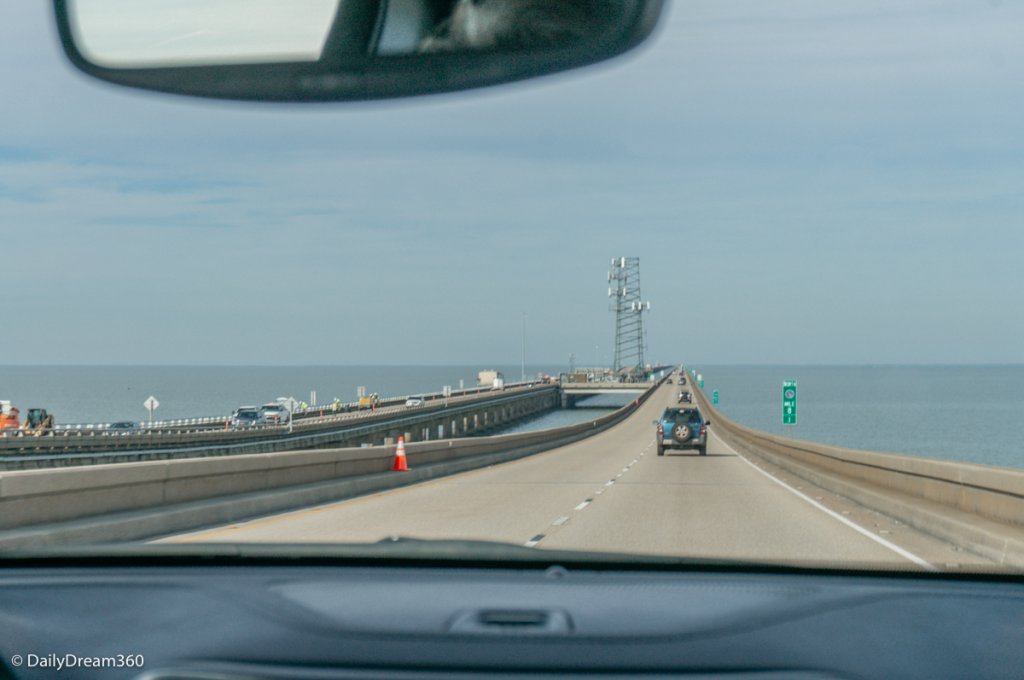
[0,385,560,468]
[686,370,1024,568]
[0,379,663,547]
[1,379,548,434]
[0,383,548,444]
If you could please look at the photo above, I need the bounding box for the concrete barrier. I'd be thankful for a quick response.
[0,385,559,467]
[687,374,1024,567]
[0,380,662,548]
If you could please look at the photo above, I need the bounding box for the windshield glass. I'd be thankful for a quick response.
[1,0,1022,575]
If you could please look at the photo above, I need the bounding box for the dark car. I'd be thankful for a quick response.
[654,407,709,456]
[678,391,692,403]
[231,407,261,428]
[107,421,139,431]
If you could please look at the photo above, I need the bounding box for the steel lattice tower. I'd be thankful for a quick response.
[608,257,650,379]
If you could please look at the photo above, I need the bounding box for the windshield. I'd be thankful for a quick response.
[1,0,1022,576]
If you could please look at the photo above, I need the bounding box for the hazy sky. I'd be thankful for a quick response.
[2,1,1022,366]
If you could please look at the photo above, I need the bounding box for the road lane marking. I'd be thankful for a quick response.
[552,516,570,527]
[575,500,592,510]
[720,439,940,572]
[524,534,545,547]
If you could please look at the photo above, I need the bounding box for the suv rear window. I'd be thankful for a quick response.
[665,409,701,423]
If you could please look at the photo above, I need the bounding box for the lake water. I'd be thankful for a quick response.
[692,365,1024,470]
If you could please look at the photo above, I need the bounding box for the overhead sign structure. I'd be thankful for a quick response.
[144,395,159,425]
[782,380,797,425]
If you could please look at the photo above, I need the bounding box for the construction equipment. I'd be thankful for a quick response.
[24,408,54,435]
[357,393,380,410]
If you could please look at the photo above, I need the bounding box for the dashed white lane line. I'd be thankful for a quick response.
[720,439,940,572]
[527,442,649,547]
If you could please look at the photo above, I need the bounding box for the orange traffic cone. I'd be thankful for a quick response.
[392,436,409,472]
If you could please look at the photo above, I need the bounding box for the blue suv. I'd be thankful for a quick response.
[654,407,709,456]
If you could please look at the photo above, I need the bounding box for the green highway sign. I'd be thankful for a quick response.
[782,380,797,425]
[713,390,719,405]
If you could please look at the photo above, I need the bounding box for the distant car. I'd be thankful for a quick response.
[678,391,692,403]
[258,403,290,424]
[679,376,687,385]
[405,396,425,407]
[231,407,261,428]
[654,407,710,456]
[107,421,139,431]
[667,378,673,384]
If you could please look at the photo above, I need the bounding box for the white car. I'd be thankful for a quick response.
[258,403,290,424]
[405,396,425,407]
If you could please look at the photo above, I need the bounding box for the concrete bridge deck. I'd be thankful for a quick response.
[161,380,1016,572]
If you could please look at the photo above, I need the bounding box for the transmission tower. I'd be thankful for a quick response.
[607,257,650,380]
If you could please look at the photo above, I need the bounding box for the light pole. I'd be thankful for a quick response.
[521,312,526,383]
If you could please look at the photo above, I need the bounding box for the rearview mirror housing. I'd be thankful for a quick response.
[52,0,665,102]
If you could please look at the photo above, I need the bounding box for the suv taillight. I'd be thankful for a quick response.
[699,424,706,436]
[657,424,664,436]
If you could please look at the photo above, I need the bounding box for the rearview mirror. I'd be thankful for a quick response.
[52,0,665,102]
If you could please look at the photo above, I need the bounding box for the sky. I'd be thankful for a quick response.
[1,0,1022,366]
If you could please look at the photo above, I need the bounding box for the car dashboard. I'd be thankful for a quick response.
[1,555,1022,679]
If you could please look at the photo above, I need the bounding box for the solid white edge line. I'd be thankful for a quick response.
[721,440,940,572]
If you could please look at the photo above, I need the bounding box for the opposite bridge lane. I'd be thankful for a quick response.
[159,380,978,569]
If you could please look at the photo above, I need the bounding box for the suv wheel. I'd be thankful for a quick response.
[698,444,707,456]
[672,424,691,442]
[657,443,664,456]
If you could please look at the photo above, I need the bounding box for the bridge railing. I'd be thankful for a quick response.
[0,381,545,441]
[0,384,560,464]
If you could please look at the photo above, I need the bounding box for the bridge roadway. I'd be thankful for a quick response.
[161,382,984,570]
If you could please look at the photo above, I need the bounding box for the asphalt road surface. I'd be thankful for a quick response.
[161,381,986,571]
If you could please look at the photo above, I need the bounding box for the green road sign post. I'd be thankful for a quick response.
[782,380,797,425]
[713,390,719,405]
